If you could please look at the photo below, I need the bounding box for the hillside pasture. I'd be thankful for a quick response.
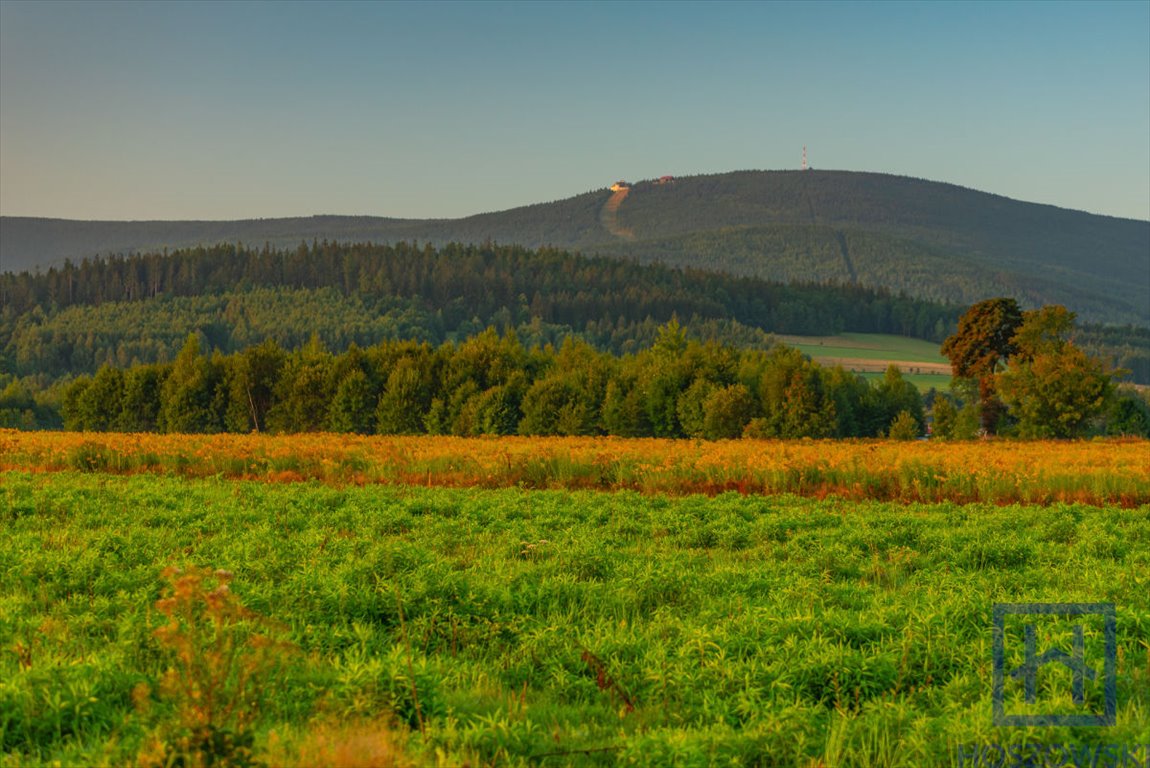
[778,333,952,391]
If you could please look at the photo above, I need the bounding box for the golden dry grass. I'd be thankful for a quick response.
[263,720,416,768]
[2,430,1146,506]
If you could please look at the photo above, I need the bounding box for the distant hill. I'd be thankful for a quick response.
[3,170,1147,325]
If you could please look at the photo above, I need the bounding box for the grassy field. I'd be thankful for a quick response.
[778,334,952,392]
[857,371,950,394]
[2,470,1148,767]
[776,334,949,365]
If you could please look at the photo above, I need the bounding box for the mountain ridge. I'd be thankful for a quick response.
[3,170,1147,326]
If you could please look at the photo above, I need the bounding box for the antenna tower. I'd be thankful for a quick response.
[802,146,808,171]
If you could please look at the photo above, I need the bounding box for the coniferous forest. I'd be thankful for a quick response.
[1,240,1146,436]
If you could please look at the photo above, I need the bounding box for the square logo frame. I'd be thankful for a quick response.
[992,602,1117,727]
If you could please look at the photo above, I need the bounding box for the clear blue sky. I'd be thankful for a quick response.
[2,0,1147,221]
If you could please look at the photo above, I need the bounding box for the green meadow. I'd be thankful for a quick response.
[857,371,950,394]
[1,472,1148,766]
[774,334,949,365]
[779,334,952,393]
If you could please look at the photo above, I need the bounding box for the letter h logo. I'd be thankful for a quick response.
[993,603,1116,727]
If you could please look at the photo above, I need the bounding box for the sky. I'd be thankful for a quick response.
[1,0,1148,222]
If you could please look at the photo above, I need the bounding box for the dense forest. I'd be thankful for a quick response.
[4,318,1139,439]
[605,224,1144,324]
[40,325,930,439]
[0,240,968,382]
[4,240,1146,388]
[2,241,1147,435]
[5,170,1147,325]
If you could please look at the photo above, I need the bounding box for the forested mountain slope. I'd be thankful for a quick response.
[3,171,1147,325]
[0,241,964,385]
[3,241,1147,390]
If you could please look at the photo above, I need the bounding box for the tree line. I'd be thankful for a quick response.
[45,322,927,439]
[0,241,960,369]
[0,240,955,335]
[5,241,1145,391]
[4,308,1133,439]
[4,304,1144,437]
[937,298,1149,438]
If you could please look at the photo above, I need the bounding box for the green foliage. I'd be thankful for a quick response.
[2,472,1148,765]
[0,378,46,429]
[83,366,125,432]
[600,376,650,437]
[701,383,756,439]
[996,306,1117,438]
[930,394,957,439]
[519,378,574,436]
[942,298,1024,434]
[998,345,1114,438]
[876,365,925,433]
[1011,305,1077,359]
[675,378,715,439]
[143,566,293,768]
[1105,388,1150,437]
[328,370,376,435]
[6,237,1148,423]
[753,346,839,438]
[36,302,1135,441]
[120,365,165,432]
[952,402,982,440]
[374,360,426,436]
[223,341,285,434]
[887,410,921,441]
[265,336,333,433]
[0,240,969,388]
[59,375,91,430]
[458,378,527,437]
[160,335,223,434]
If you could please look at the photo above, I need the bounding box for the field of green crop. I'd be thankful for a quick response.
[2,472,1148,767]
[857,371,950,394]
[778,334,952,392]
[775,334,949,366]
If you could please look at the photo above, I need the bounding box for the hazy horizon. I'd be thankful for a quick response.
[2,0,1148,222]
[3,167,1149,225]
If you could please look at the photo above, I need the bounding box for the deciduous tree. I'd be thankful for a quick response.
[941,298,1023,434]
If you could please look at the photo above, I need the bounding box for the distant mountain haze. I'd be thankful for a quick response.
[2,170,1147,326]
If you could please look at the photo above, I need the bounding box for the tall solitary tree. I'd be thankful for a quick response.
[941,298,1023,434]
